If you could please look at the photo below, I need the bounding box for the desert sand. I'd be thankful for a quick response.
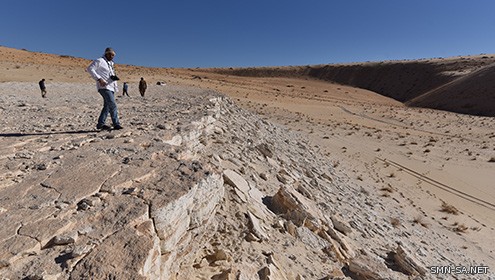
[1,46,494,279]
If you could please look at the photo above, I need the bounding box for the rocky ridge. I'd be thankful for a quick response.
[0,82,494,279]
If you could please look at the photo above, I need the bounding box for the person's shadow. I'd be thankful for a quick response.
[0,129,99,137]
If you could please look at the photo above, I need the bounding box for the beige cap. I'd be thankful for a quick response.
[104,47,116,55]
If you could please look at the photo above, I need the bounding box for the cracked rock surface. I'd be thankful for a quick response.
[1,78,494,279]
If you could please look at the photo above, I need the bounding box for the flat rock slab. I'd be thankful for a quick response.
[41,152,117,204]
[0,83,223,279]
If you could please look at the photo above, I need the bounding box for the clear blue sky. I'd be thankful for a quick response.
[1,0,494,68]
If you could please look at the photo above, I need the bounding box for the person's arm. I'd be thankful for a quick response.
[87,59,107,87]
[87,59,101,81]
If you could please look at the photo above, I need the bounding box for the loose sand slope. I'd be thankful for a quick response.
[407,61,495,116]
[212,55,495,116]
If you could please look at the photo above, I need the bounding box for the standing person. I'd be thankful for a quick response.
[86,47,123,130]
[139,77,147,97]
[39,78,47,98]
[122,82,129,97]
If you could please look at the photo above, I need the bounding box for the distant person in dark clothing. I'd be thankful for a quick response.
[122,82,129,97]
[39,79,47,98]
[139,77,147,97]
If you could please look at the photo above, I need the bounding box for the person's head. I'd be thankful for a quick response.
[41,78,45,81]
[104,47,116,61]
[140,77,144,80]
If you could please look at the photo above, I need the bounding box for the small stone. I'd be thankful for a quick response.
[15,151,34,159]
[206,249,230,264]
[331,214,353,235]
[122,187,137,195]
[78,226,93,235]
[276,174,288,184]
[0,260,10,268]
[285,221,297,237]
[77,199,91,211]
[24,274,43,280]
[45,235,76,248]
[256,143,273,158]
[245,232,260,242]
[70,245,91,258]
[35,163,47,170]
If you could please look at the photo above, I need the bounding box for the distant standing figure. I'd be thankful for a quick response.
[123,82,129,97]
[139,77,147,97]
[39,79,47,98]
[86,47,123,130]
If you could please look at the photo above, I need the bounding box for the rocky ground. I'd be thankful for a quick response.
[1,46,495,279]
[0,81,493,279]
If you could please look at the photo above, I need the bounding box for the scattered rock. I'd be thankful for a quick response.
[393,244,427,276]
[0,70,493,279]
[256,143,274,158]
[331,214,353,235]
[247,211,269,241]
[348,253,391,279]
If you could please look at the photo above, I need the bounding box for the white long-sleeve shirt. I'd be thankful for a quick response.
[87,57,118,92]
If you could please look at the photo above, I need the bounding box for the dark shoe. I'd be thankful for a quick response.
[113,125,123,130]
[97,124,111,130]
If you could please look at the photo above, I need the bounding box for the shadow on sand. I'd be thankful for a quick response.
[0,130,99,138]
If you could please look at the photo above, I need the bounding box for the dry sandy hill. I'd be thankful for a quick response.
[1,46,495,279]
[406,61,495,116]
[4,46,495,117]
[211,55,495,117]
